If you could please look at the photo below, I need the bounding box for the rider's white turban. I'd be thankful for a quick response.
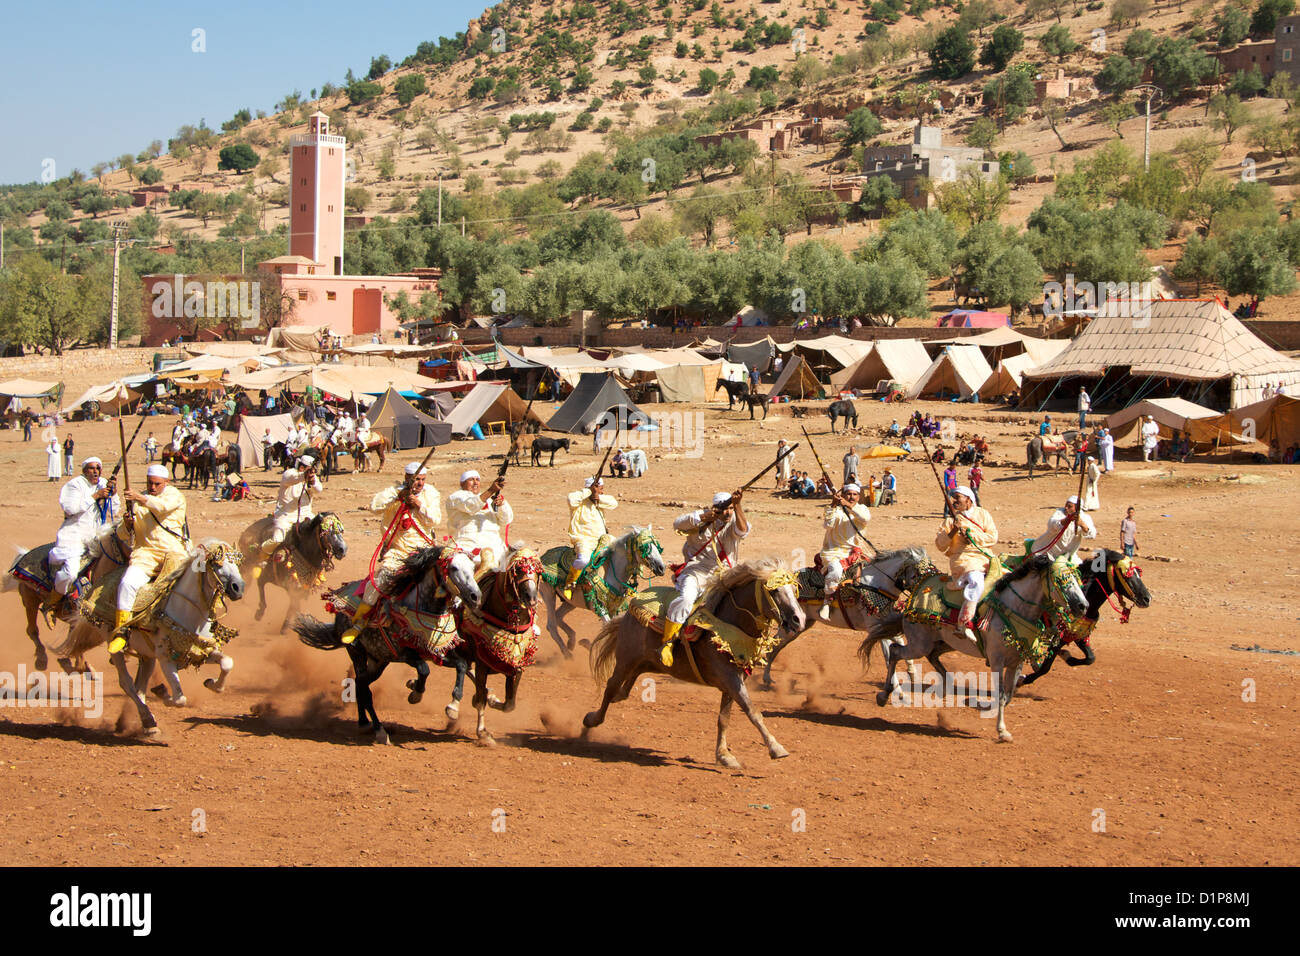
[298,455,316,467]
[81,457,102,468]
[461,469,481,483]
[1066,495,1080,505]
[146,464,168,479]
[842,483,861,494]
[404,462,427,476]
[712,492,730,506]
[953,485,975,501]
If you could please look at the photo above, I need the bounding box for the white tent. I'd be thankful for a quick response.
[830,339,932,392]
[1106,397,1246,445]
[977,353,1037,399]
[905,345,994,400]
[236,413,295,469]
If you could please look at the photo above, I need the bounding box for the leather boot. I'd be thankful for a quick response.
[341,602,372,645]
[107,610,131,655]
[560,565,581,601]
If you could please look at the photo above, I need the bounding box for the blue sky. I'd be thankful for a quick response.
[0,0,488,185]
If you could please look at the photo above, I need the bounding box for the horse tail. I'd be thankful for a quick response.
[857,631,882,671]
[0,546,26,592]
[293,613,343,650]
[589,615,624,685]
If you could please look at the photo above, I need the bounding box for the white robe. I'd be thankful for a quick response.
[46,441,62,479]
[1082,461,1101,511]
[447,490,513,569]
[1099,433,1115,471]
[1029,508,1096,562]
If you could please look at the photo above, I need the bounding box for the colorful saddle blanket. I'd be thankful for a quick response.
[628,585,781,669]
[902,556,1006,629]
[325,579,462,663]
[539,540,626,618]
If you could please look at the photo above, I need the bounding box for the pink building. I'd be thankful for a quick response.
[290,112,346,275]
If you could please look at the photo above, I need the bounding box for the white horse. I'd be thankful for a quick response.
[859,555,1088,742]
[537,527,666,658]
[53,540,245,735]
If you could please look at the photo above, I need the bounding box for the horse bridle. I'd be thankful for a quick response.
[722,569,799,634]
[628,531,664,584]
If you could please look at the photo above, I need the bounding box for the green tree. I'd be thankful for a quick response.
[676,186,734,246]
[844,107,884,147]
[1122,29,1158,61]
[1215,5,1251,48]
[139,165,163,185]
[217,144,259,172]
[936,169,1010,227]
[983,70,1037,125]
[81,193,112,218]
[367,55,392,80]
[966,117,998,151]
[344,186,372,212]
[394,74,427,106]
[1040,24,1079,60]
[639,64,659,86]
[1101,99,1137,138]
[929,27,976,80]
[697,67,719,93]
[1172,233,1225,293]
[1210,93,1252,143]
[980,26,1025,73]
[1109,0,1152,29]
[468,76,495,99]
[858,208,959,277]
[1220,227,1299,299]
[1252,0,1296,37]
[1148,38,1218,97]
[858,176,901,217]
[0,253,92,354]
[1096,56,1142,96]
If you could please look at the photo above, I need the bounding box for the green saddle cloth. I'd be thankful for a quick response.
[903,555,1007,627]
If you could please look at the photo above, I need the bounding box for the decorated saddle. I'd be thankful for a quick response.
[901,555,1007,631]
[540,538,627,618]
[796,557,901,618]
[324,579,463,664]
[9,543,58,593]
[458,600,538,676]
[628,585,781,670]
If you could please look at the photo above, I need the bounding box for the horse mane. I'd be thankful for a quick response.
[700,556,789,610]
[384,545,448,595]
[993,554,1052,593]
[873,545,927,565]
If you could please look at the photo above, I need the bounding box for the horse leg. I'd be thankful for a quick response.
[723,665,788,761]
[716,693,741,770]
[580,631,642,736]
[129,646,162,735]
[542,587,577,658]
[471,662,495,745]
[254,574,268,622]
[203,650,234,693]
[760,626,802,689]
[22,591,48,672]
[489,673,519,712]
[281,587,301,634]
[445,652,468,721]
[399,648,429,704]
[996,659,1019,743]
[876,624,933,706]
[110,649,157,735]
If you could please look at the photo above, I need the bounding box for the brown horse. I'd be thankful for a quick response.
[237,512,347,631]
[4,525,131,673]
[582,558,805,769]
[350,435,390,472]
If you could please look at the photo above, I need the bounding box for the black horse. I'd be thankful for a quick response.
[1019,549,1151,685]
[184,444,216,490]
[717,378,752,410]
[828,400,858,433]
[531,436,571,466]
[738,392,768,420]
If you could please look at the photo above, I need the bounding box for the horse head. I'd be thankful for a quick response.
[315,512,348,563]
[1048,558,1089,617]
[197,540,245,603]
[504,548,542,608]
[438,547,482,609]
[1095,549,1151,609]
[629,526,666,578]
[763,567,806,636]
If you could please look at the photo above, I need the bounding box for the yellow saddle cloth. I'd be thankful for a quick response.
[628,586,780,669]
[78,553,190,630]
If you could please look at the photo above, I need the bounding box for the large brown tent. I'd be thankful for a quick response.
[905,345,994,400]
[445,382,544,436]
[766,355,823,399]
[830,340,932,392]
[367,387,452,449]
[236,412,295,469]
[1229,394,1300,450]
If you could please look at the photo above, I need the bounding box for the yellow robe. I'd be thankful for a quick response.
[128,484,189,577]
[567,490,617,557]
[819,502,871,563]
[372,484,442,571]
[935,506,998,578]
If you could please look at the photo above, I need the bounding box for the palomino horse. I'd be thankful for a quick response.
[237,512,347,631]
[583,558,806,769]
[402,550,543,743]
[293,545,482,745]
[53,541,245,735]
[350,435,390,472]
[859,554,1088,742]
[537,527,666,658]
[760,547,932,688]
[4,523,132,673]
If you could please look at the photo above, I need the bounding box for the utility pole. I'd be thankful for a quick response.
[109,220,128,350]
[1,222,4,269]
[1133,85,1162,172]
[437,171,443,227]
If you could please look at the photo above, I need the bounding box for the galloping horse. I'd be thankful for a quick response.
[859,554,1088,741]
[582,558,806,769]
[237,512,347,631]
[54,540,246,735]
[537,527,666,659]
[4,522,132,673]
[828,399,858,433]
[294,545,482,744]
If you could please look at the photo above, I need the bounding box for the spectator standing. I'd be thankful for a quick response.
[1120,507,1139,557]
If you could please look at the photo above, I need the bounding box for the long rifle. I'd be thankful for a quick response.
[118,417,135,528]
[497,383,538,481]
[107,414,147,487]
[1071,433,1090,535]
[800,425,876,552]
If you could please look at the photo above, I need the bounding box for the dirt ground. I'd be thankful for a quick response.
[0,396,1296,866]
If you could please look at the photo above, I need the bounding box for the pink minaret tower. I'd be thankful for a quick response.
[289,111,346,275]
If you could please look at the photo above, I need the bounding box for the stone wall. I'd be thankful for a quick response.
[0,347,159,383]
[463,324,986,349]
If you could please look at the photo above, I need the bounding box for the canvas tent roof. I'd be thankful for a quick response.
[767,354,823,399]
[905,345,994,400]
[775,335,874,371]
[0,378,61,400]
[61,381,140,416]
[1230,394,1300,450]
[977,353,1037,399]
[727,337,776,371]
[1106,397,1246,445]
[929,327,1068,365]
[444,383,544,436]
[367,387,452,450]
[655,362,726,403]
[546,373,647,434]
[1022,299,1300,409]
[830,339,933,392]
[236,412,295,469]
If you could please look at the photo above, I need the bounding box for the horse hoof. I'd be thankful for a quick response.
[203,678,223,694]
[582,712,600,729]
[445,703,459,721]
[407,691,424,705]
[253,609,265,622]
[875,691,890,707]
[477,733,496,747]
[142,725,161,737]
[769,744,789,760]
[33,652,48,672]
[150,684,168,700]
[57,658,75,674]
[718,753,742,770]
[998,730,1014,743]
[374,728,389,745]
[166,695,188,708]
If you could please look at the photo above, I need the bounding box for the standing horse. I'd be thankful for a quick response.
[237,512,347,631]
[716,378,752,410]
[1025,430,1077,479]
[859,554,1088,741]
[738,392,769,420]
[53,541,245,735]
[760,547,931,688]
[351,435,390,472]
[293,545,482,744]
[582,558,806,769]
[828,400,858,433]
[4,523,132,673]
[538,527,666,659]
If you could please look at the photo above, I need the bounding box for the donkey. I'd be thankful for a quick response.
[531,436,570,467]
[582,558,805,769]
